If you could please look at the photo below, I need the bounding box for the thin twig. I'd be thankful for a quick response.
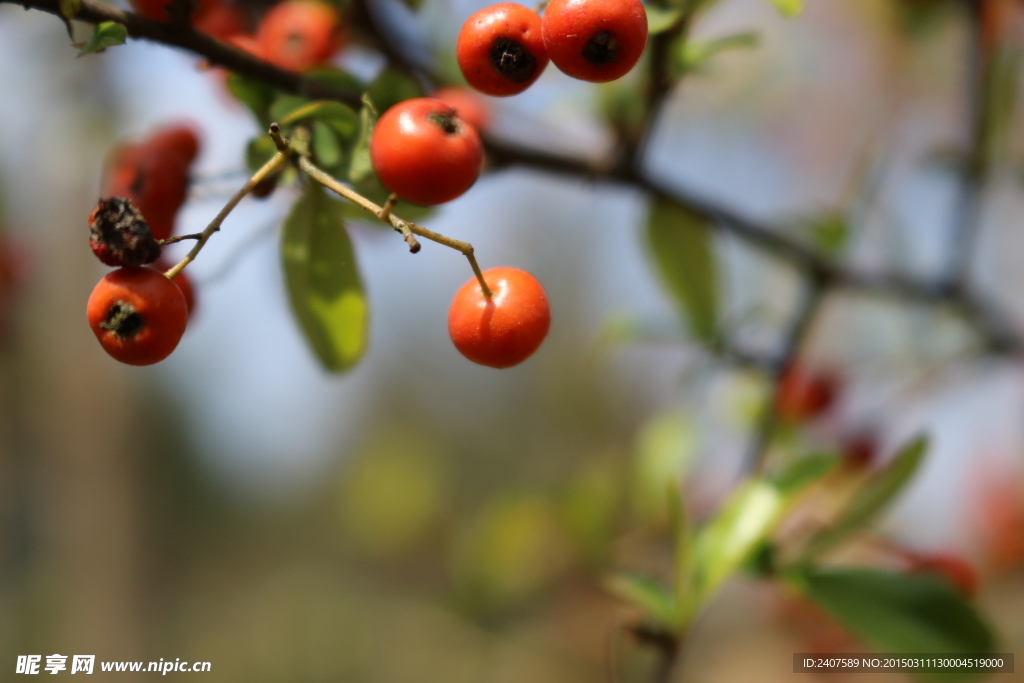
[157,232,202,245]
[164,140,290,279]
[945,0,988,289]
[746,281,827,475]
[292,154,492,297]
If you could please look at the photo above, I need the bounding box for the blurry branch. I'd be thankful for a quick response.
[945,0,987,288]
[2,0,362,107]
[10,0,1023,353]
[745,282,825,475]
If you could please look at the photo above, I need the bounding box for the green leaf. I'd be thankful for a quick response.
[805,435,928,559]
[798,568,995,665]
[679,32,759,72]
[693,481,785,600]
[606,574,679,629]
[59,0,81,20]
[647,6,683,34]
[269,94,311,124]
[981,48,1021,167]
[281,183,368,372]
[312,119,342,168]
[304,67,365,98]
[278,101,359,140]
[76,21,126,57]
[226,74,277,128]
[772,454,837,495]
[796,211,849,257]
[646,197,719,343]
[766,0,803,17]
[344,95,378,184]
[366,68,422,116]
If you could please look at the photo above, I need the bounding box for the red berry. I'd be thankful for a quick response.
[542,0,648,83]
[102,131,195,242]
[456,3,548,96]
[156,259,197,316]
[228,33,266,58]
[149,123,202,166]
[448,267,551,368]
[433,87,491,131]
[841,431,879,469]
[257,0,345,72]
[88,197,162,267]
[369,97,484,205]
[775,363,840,424]
[908,552,979,597]
[193,0,248,40]
[128,0,175,21]
[87,267,188,366]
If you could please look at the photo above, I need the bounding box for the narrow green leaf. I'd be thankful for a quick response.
[646,197,719,342]
[278,101,358,140]
[772,454,837,495]
[281,184,368,372]
[344,95,378,184]
[693,481,784,600]
[647,6,683,35]
[798,568,994,666]
[59,0,81,19]
[269,94,311,124]
[766,0,803,17]
[805,435,928,559]
[679,32,759,72]
[981,48,1021,167]
[667,484,694,621]
[606,574,678,629]
[76,21,127,57]
[226,74,277,128]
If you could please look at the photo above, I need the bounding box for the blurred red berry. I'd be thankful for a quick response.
[907,552,979,597]
[842,431,879,469]
[256,0,345,72]
[775,363,840,423]
[193,0,248,40]
[975,477,1024,572]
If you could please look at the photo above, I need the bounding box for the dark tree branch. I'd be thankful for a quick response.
[2,0,362,107]
[945,0,987,288]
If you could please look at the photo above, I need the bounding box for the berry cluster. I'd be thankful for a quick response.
[456,0,649,96]
[87,124,202,366]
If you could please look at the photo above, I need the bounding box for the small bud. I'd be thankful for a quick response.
[89,197,162,267]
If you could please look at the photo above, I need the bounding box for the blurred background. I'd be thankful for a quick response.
[2,0,1024,680]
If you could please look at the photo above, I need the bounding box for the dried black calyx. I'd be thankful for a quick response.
[428,109,461,135]
[489,37,538,83]
[89,196,162,267]
[99,301,145,339]
[582,31,621,66]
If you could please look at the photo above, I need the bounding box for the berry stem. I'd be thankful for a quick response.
[292,151,494,298]
[164,135,291,280]
[157,232,203,245]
